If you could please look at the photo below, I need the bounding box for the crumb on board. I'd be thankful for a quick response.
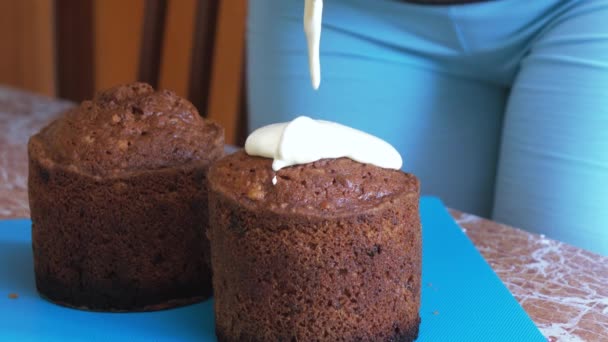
[427,283,432,287]
[8,293,18,299]
[433,310,439,315]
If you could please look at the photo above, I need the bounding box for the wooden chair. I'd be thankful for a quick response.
[55,0,248,146]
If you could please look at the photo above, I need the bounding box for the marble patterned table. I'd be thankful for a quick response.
[1,86,607,341]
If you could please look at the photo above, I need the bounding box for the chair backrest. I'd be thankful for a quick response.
[55,0,248,146]
[55,0,95,103]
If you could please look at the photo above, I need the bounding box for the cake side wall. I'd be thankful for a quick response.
[208,187,421,342]
[28,144,215,311]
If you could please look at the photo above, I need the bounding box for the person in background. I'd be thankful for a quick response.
[246,0,608,256]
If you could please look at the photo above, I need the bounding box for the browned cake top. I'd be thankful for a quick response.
[208,151,419,217]
[31,82,223,176]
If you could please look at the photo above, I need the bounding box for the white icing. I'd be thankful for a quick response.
[304,0,323,90]
[244,116,402,173]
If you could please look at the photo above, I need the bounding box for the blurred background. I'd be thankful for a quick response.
[0,0,247,145]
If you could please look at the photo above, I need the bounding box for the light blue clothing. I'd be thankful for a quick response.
[247,0,608,256]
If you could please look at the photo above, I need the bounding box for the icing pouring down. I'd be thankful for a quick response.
[304,0,323,90]
[247,4,401,184]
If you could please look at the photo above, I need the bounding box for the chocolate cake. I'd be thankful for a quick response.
[27,82,224,311]
[208,151,421,341]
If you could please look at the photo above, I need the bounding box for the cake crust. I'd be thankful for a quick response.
[208,151,418,218]
[35,82,223,176]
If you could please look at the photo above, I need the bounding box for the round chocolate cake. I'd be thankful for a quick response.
[28,82,224,311]
[208,150,421,341]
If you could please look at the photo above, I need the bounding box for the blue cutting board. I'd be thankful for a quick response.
[0,197,544,341]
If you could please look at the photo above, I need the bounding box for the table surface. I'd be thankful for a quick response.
[1,86,606,341]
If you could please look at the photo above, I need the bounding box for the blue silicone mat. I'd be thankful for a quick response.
[0,197,544,341]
